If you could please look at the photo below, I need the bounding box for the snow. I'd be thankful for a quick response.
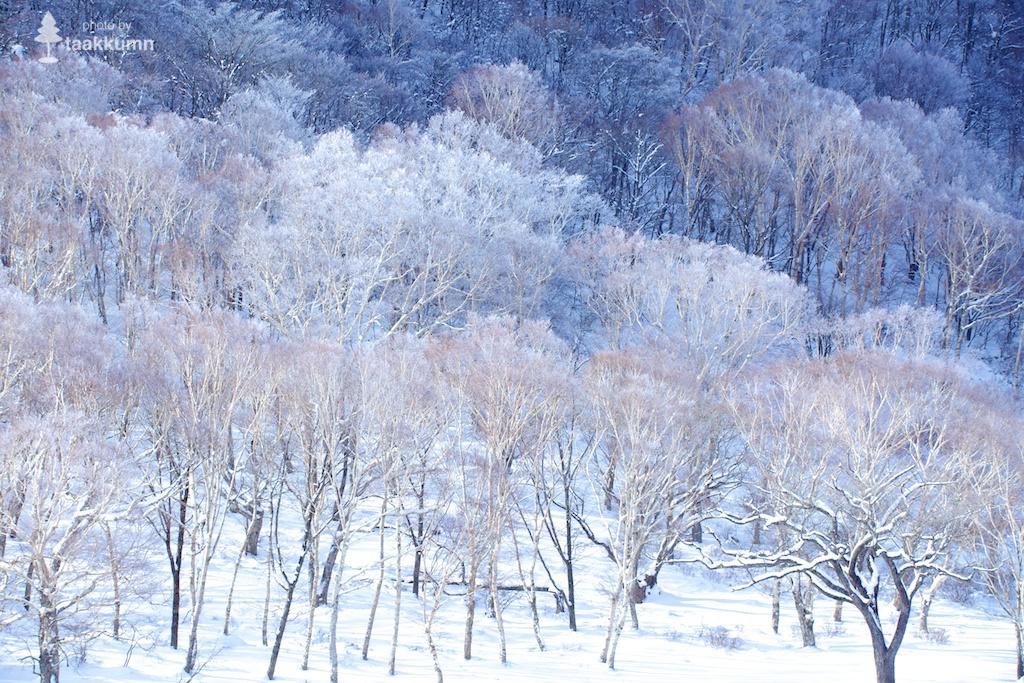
[0,512,1016,683]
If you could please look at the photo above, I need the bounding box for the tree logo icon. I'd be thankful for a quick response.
[35,11,62,64]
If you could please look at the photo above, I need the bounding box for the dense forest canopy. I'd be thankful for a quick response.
[2,0,1023,363]
[1,2,1024,683]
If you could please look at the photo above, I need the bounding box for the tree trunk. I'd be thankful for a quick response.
[244,508,263,557]
[426,622,443,683]
[600,581,622,663]
[363,506,388,660]
[563,475,577,631]
[223,542,247,635]
[869,632,898,683]
[771,578,781,634]
[318,539,339,607]
[389,507,402,675]
[184,524,207,674]
[262,544,273,647]
[918,575,945,634]
[919,594,932,634]
[267,552,306,680]
[490,556,507,664]
[528,581,544,651]
[301,537,319,670]
[328,534,351,683]
[833,600,843,623]
[168,492,187,649]
[523,531,546,651]
[104,524,122,639]
[565,556,577,630]
[424,590,444,683]
[318,513,346,606]
[606,597,629,669]
[94,262,108,324]
[855,598,905,683]
[1015,621,1024,681]
[411,484,425,598]
[24,563,34,611]
[184,555,213,673]
[603,467,615,510]
[463,566,478,660]
[792,576,815,647]
[38,584,60,683]
[411,542,423,598]
[184,581,203,671]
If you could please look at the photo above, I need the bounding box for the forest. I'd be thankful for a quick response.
[1,2,1024,683]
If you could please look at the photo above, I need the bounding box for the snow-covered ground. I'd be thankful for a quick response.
[0,514,1016,683]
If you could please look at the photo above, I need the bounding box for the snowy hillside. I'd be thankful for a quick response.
[4,4,1024,683]
[0,505,1017,683]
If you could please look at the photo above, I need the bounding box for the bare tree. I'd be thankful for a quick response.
[437,317,569,662]
[448,61,561,153]
[221,357,282,635]
[133,307,264,673]
[175,2,303,115]
[967,391,1024,678]
[232,114,589,341]
[417,461,468,683]
[267,340,358,680]
[524,373,582,632]
[0,289,137,683]
[582,349,707,669]
[0,413,133,683]
[726,350,984,683]
[662,0,780,96]
[935,197,1024,353]
[97,121,183,303]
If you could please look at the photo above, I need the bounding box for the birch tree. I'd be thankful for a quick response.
[967,392,1024,678]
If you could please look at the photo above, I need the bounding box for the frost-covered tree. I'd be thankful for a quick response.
[132,307,265,671]
[0,287,137,683]
[664,69,918,312]
[174,2,304,115]
[967,392,1024,679]
[448,61,561,153]
[582,348,701,669]
[428,316,568,662]
[232,113,593,340]
[728,351,986,683]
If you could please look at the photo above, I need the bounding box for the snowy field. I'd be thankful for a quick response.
[0,512,1016,683]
